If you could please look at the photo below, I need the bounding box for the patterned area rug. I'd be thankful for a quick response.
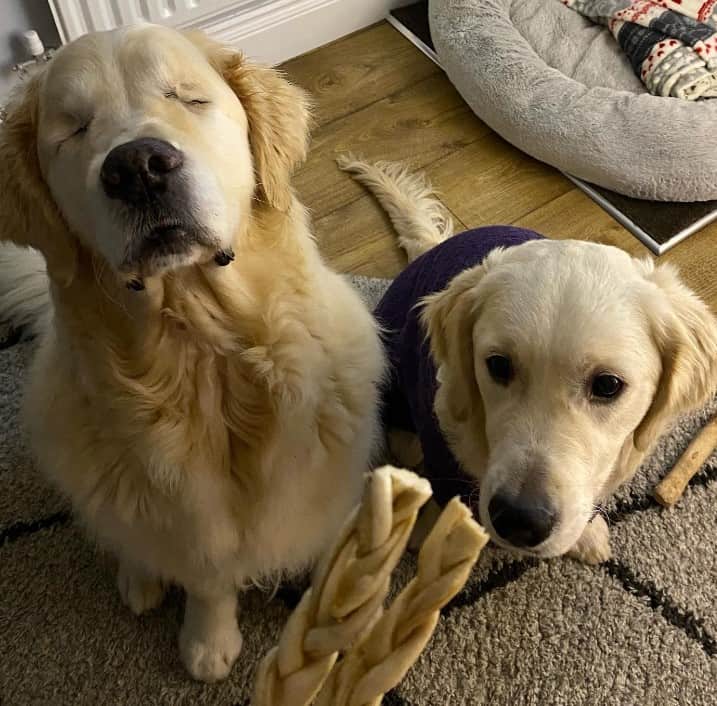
[1,275,716,705]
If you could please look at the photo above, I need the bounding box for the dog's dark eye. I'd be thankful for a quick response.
[486,355,513,385]
[591,374,624,400]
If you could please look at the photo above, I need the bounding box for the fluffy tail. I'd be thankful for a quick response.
[336,155,453,263]
[0,243,51,338]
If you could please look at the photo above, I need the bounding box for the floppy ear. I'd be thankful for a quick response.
[0,75,77,285]
[421,266,487,426]
[223,59,310,211]
[634,262,717,451]
[188,33,311,211]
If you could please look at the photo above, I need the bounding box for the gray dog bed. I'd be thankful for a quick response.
[429,0,717,202]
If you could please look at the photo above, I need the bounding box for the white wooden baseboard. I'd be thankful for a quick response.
[187,0,406,64]
[48,0,406,66]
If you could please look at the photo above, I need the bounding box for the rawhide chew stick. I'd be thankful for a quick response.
[314,496,488,706]
[654,416,717,507]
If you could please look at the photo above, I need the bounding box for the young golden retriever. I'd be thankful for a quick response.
[339,157,717,565]
[0,26,384,682]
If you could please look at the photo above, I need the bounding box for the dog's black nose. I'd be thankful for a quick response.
[488,493,556,548]
[101,138,184,204]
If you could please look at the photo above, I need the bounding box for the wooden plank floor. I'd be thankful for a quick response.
[282,22,717,309]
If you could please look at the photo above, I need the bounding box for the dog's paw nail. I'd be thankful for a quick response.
[126,278,145,291]
[179,626,243,682]
[214,249,235,267]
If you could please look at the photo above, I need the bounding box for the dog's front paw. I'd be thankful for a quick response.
[567,515,612,565]
[179,622,243,683]
[117,561,165,615]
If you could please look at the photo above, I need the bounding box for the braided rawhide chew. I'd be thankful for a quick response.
[252,466,432,706]
[315,496,488,706]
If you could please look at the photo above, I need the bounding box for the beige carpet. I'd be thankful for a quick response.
[2,276,716,706]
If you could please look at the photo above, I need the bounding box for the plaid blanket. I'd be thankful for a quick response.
[564,0,717,99]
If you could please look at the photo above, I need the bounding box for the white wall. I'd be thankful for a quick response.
[2,0,403,97]
[1,0,60,96]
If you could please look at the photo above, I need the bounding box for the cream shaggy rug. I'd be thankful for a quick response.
[1,275,716,705]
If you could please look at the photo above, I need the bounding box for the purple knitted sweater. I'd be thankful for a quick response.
[374,226,542,504]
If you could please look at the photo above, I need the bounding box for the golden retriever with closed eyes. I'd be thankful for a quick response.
[339,157,717,564]
[0,26,384,682]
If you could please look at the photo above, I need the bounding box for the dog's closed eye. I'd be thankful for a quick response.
[55,118,93,152]
[164,90,210,107]
[72,122,90,137]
